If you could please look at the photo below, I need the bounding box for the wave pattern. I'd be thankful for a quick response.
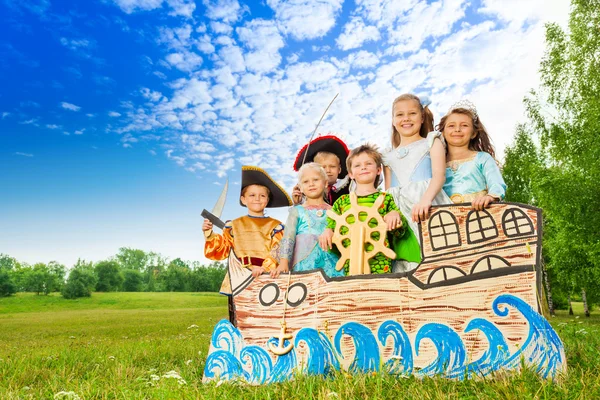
[203,294,565,384]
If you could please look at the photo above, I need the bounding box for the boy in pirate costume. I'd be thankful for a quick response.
[292,135,351,205]
[202,166,292,280]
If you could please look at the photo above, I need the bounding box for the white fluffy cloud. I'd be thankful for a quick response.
[267,0,344,40]
[336,17,380,51]
[61,102,81,111]
[203,0,246,22]
[112,0,195,17]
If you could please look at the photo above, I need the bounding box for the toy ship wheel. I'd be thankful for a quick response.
[326,192,396,276]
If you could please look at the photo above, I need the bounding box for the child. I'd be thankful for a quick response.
[203,166,292,279]
[382,94,450,240]
[271,163,344,279]
[320,144,422,274]
[292,135,351,205]
[438,100,506,210]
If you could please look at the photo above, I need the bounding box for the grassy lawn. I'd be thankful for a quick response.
[1,293,599,399]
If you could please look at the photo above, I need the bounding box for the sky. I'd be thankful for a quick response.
[0,0,570,268]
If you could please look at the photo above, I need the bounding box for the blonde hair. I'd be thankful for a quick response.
[313,151,340,166]
[391,93,434,148]
[297,162,327,186]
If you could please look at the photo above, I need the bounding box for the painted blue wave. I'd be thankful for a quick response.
[378,320,413,374]
[295,328,340,375]
[335,322,380,373]
[202,294,565,384]
[415,323,466,378]
[464,318,509,376]
[493,294,565,379]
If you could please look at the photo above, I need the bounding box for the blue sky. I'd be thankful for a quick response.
[0,0,568,268]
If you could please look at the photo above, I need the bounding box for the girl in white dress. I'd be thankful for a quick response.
[382,94,451,272]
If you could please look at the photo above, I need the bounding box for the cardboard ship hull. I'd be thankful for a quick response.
[203,203,566,384]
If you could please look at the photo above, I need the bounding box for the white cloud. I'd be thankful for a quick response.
[46,124,61,129]
[210,21,233,34]
[165,51,203,72]
[74,128,85,135]
[336,16,380,51]
[237,19,284,73]
[112,0,195,17]
[61,102,81,111]
[15,152,33,157]
[217,45,245,72]
[1,112,11,119]
[108,111,122,117]
[60,37,93,51]
[196,34,215,54]
[203,0,246,23]
[267,0,343,40]
[346,50,380,69]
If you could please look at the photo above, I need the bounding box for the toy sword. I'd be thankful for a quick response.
[201,179,228,230]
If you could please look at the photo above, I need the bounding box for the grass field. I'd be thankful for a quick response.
[1,293,599,399]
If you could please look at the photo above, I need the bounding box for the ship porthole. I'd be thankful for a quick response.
[259,283,280,307]
[286,283,307,307]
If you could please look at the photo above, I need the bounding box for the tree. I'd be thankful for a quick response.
[95,260,123,292]
[505,0,600,311]
[0,270,17,297]
[22,263,55,295]
[47,261,66,293]
[122,269,143,292]
[116,248,148,271]
[161,258,191,292]
[62,260,97,299]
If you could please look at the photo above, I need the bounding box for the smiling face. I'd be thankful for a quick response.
[348,152,381,186]
[442,112,476,149]
[392,99,423,142]
[299,168,328,200]
[240,184,269,216]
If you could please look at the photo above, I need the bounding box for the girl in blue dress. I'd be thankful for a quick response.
[438,100,506,210]
[271,163,344,278]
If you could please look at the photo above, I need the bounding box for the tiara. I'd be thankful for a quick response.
[448,99,479,121]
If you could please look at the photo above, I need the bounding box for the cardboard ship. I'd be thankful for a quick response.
[203,203,565,384]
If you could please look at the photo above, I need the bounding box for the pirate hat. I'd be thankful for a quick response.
[293,135,350,179]
[240,166,292,208]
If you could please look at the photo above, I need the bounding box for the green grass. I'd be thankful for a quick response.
[1,293,599,399]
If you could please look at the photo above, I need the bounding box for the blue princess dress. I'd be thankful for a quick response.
[443,152,507,203]
[280,204,344,278]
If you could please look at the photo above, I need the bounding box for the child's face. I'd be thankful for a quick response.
[314,153,341,185]
[240,184,269,215]
[348,153,381,186]
[299,169,328,200]
[443,113,475,148]
[393,99,423,140]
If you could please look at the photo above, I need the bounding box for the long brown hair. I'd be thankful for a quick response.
[436,108,495,158]
[391,94,434,148]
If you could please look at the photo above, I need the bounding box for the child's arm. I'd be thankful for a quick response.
[472,154,507,210]
[271,208,298,278]
[320,197,343,250]
[260,224,285,276]
[383,166,393,191]
[203,218,233,261]
[412,136,446,222]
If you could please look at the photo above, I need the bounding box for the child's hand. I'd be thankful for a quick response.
[202,219,213,232]
[384,211,402,231]
[412,200,432,222]
[270,263,289,278]
[471,194,495,210]
[292,185,303,205]
[319,229,334,251]
[251,266,266,278]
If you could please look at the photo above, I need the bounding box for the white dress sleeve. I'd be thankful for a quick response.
[426,130,445,149]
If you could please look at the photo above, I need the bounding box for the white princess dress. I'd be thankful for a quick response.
[382,131,452,244]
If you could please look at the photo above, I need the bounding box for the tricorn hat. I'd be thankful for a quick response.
[293,135,350,179]
[240,166,292,208]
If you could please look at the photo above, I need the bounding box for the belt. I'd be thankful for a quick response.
[239,256,265,267]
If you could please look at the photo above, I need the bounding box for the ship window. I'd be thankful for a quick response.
[427,266,466,285]
[502,208,534,237]
[466,210,498,244]
[470,255,511,275]
[428,211,461,251]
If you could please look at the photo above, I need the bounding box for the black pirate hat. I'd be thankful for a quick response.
[240,166,292,208]
[293,135,350,179]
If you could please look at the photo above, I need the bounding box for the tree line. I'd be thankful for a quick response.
[0,248,226,299]
[502,0,599,315]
